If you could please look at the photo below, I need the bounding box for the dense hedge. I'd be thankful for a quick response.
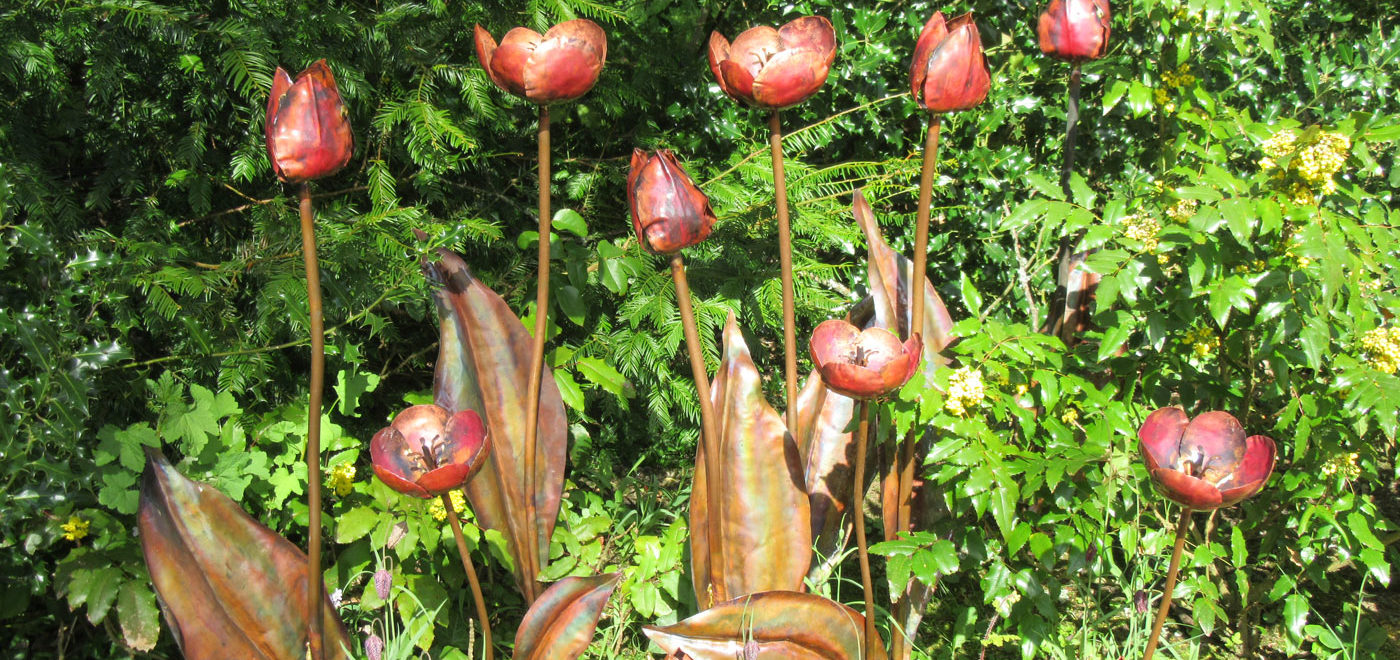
[3,0,1397,657]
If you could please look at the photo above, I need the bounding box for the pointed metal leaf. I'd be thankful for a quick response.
[643,591,887,660]
[424,248,567,598]
[513,573,621,660]
[137,449,351,659]
[691,314,811,603]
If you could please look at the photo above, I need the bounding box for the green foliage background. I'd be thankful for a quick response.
[2,0,1397,657]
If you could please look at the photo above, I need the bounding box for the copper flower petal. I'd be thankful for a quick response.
[1137,406,1188,469]
[818,362,890,400]
[727,25,782,79]
[1218,435,1276,506]
[264,67,294,179]
[369,427,432,498]
[1181,411,1248,482]
[390,405,453,455]
[916,13,989,113]
[473,26,506,91]
[629,149,716,253]
[267,60,353,183]
[909,12,948,100]
[1038,0,1110,62]
[809,321,921,399]
[751,47,830,109]
[706,32,733,97]
[1151,467,1223,509]
[809,319,862,370]
[777,15,836,66]
[523,18,606,103]
[489,27,543,97]
[718,59,758,104]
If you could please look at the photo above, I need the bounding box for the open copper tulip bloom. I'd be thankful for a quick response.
[370,405,490,499]
[1138,407,1276,509]
[628,149,716,254]
[265,60,354,184]
[810,320,923,400]
[707,16,837,109]
[910,12,991,113]
[474,19,607,104]
[1038,0,1111,62]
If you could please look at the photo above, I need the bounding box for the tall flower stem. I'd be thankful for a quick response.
[768,110,799,432]
[852,400,878,659]
[521,104,551,603]
[1059,64,1083,198]
[297,183,326,660]
[443,498,494,660]
[670,253,726,605]
[1054,64,1086,344]
[909,113,942,338]
[1143,507,1192,660]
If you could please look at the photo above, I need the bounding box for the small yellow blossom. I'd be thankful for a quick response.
[1060,408,1079,425]
[944,367,984,417]
[1320,452,1361,480]
[1180,326,1219,358]
[1361,326,1400,374]
[1120,214,1162,252]
[328,463,356,497]
[1154,88,1169,106]
[61,516,90,542]
[1166,198,1197,224]
[1015,383,1028,397]
[1360,278,1382,292]
[428,489,468,522]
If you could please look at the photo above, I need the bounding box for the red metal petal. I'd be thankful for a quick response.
[706,31,732,97]
[372,463,431,499]
[818,362,889,400]
[513,573,621,660]
[916,13,989,113]
[752,47,831,109]
[909,12,948,102]
[473,25,509,92]
[439,409,489,481]
[1151,467,1224,509]
[523,19,606,103]
[268,60,353,183]
[778,15,836,65]
[1181,411,1248,483]
[727,25,782,79]
[718,59,757,104]
[1218,435,1276,506]
[691,313,812,603]
[629,149,716,253]
[370,426,432,497]
[643,591,887,660]
[425,247,567,599]
[489,27,543,97]
[1038,0,1110,62]
[138,449,351,658]
[809,319,862,371]
[265,67,294,179]
[1137,406,1187,469]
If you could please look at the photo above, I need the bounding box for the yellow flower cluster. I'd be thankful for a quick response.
[1259,128,1350,204]
[1166,198,1197,224]
[1181,326,1219,358]
[1232,259,1268,275]
[1120,214,1161,251]
[944,367,984,417]
[1360,278,1382,292]
[1162,64,1196,88]
[1257,129,1299,170]
[328,462,356,497]
[1361,326,1400,374]
[1320,452,1361,480]
[61,515,90,542]
[1296,132,1350,193]
[428,489,468,522]
[1060,408,1079,425]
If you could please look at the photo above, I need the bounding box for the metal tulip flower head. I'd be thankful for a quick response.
[810,320,923,400]
[371,405,490,498]
[707,16,837,109]
[1038,0,1111,62]
[1138,407,1276,510]
[628,149,717,254]
[910,12,991,113]
[265,60,353,183]
[474,19,607,104]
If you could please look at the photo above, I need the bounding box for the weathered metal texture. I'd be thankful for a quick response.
[513,573,621,660]
[644,590,888,659]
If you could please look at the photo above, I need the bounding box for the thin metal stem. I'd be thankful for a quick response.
[444,498,494,660]
[768,110,799,432]
[521,104,551,604]
[1143,508,1193,660]
[853,400,878,659]
[671,254,727,605]
[1054,64,1085,345]
[1060,64,1083,199]
[298,183,325,660]
[910,113,942,341]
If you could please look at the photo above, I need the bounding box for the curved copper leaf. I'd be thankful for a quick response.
[424,247,567,598]
[691,313,811,603]
[513,573,621,660]
[792,371,856,579]
[643,591,887,660]
[137,449,350,659]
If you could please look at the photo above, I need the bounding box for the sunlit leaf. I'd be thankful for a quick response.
[513,573,621,660]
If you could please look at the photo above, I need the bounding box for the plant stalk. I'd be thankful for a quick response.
[768,110,799,432]
[909,113,942,340]
[298,183,325,660]
[1143,507,1192,660]
[670,253,727,605]
[520,104,551,603]
[443,497,494,660]
[853,400,878,659]
[1054,63,1085,344]
[1059,64,1083,198]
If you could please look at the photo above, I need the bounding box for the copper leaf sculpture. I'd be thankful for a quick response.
[138,448,351,659]
[424,246,567,599]
[512,573,621,660]
[691,312,812,603]
[643,590,888,659]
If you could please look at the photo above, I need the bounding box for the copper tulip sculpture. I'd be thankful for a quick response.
[264,58,353,659]
[370,405,495,658]
[1037,0,1111,343]
[811,320,923,659]
[708,15,836,432]
[628,148,729,602]
[474,18,606,602]
[1137,407,1276,660]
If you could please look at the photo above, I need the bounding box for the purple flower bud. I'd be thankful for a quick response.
[1134,589,1148,614]
[374,569,392,600]
[364,634,384,660]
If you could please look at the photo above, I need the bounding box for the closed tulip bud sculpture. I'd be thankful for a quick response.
[1038,0,1111,63]
[1136,407,1275,660]
[910,12,991,114]
[628,149,716,254]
